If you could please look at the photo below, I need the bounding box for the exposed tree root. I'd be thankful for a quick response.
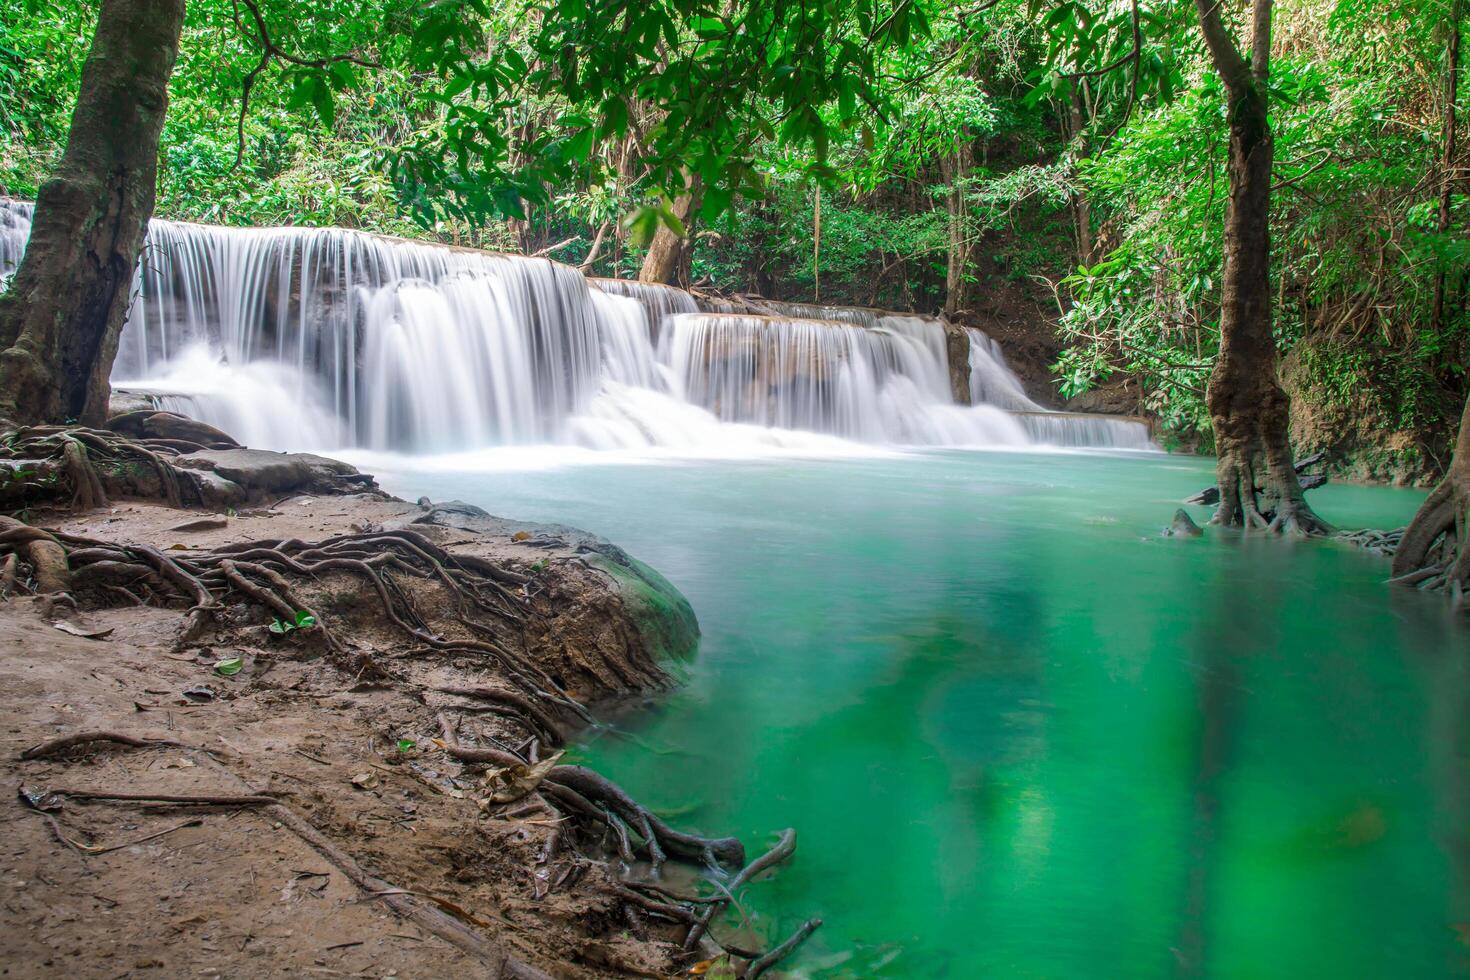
[0,520,532,662]
[1204,448,1332,537]
[684,828,797,950]
[543,765,745,868]
[47,789,279,806]
[747,918,823,979]
[17,745,555,980]
[1387,473,1469,606]
[0,420,187,509]
[19,731,182,760]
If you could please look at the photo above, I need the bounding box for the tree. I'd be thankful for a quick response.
[1393,394,1470,593]
[0,0,923,423]
[1392,7,1469,597]
[1192,0,1327,533]
[0,0,185,425]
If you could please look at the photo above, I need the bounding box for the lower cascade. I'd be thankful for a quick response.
[0,199,1152,455]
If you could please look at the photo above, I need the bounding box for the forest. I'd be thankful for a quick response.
[0,0,1467,976]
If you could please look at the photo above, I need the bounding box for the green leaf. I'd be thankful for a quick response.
[623,204,661,247]
[214,656,243,676]
[310,81,336,130]
[294,611,317,629]
[268,618,292,635]
[396,738,415,752]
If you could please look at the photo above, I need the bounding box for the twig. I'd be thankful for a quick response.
[53,790,278,806]
[19,731,182,761]
[746,918,823,979]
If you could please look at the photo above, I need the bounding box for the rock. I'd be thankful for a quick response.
[173,448,379,498]
[107,389,162,418]
[180,469,247,509]
[1167,508,1203,537]
[1064,385,1138,416]
[167,515,229,533]
[140,412,239,449]
[1184,485,1220,507]
[411,499,490,527]
[107,409,240,449]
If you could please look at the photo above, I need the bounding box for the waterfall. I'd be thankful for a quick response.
[0,199,1154,455]
[964,328,1153,449]
[0,199,32,289]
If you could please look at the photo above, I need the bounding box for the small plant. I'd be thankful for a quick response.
[268,610,318,635]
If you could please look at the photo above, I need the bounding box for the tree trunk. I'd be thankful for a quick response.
[1392,392,1470,596]
[1068,87,1094,266]
[639,175,698,286]
[1431,0,1462,337]
[943,141,974,317]
[1194,0,1327,534]
[0,0,184,426]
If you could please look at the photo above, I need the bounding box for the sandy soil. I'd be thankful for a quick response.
[0,494,703,979]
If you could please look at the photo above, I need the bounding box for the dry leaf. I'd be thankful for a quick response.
[51,621,113,640]
[482,751,566,804]
[350,772,379,790]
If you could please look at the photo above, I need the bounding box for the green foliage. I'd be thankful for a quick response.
[269,610,318,635]
[214,656,244,676]
[1,0,1464,470]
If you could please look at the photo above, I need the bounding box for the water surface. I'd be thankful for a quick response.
[360,448,1470,978]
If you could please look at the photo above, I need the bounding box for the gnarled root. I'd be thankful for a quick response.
[543,765,744,869]
[0,522,533,660]
[1389,476,1468,604]
[1208,448,1331,537]
[0,517,71,593]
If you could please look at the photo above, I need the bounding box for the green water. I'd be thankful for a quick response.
[367,448,1470,977]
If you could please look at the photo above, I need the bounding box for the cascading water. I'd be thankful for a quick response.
[0,199,32,289]
[0,198,1153,455]
[965,328,1153,448]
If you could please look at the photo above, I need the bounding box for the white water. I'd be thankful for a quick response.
[0,200,1153,456]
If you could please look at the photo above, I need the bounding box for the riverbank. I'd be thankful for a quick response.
[0,445,785,978]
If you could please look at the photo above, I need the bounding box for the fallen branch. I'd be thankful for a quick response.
[19,731,182,761]
[746,918,823,979]
[49,790,278,806]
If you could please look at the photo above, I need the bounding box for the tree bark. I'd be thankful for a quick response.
[1392,391,1470,595]
[1068,87,1094,267]
[1430,1,1462,337]
[639,174,698,286]
[1194,0,1327,534]
[942,140,975,317]
[0,0,184,426]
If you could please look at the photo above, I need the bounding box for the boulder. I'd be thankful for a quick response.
[181,468,247,509]
[107,409,239,449]
[174,448,378,498]
[1166,508,1203,537]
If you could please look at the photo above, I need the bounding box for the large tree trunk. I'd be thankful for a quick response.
[0,0,184,426]
[1194,0,1327,534]
[1392,392,1470,597]
[639,175,698,286]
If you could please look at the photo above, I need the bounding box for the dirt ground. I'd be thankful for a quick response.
[0,495,708,979]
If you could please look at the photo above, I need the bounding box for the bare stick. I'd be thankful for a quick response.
[19,731,181,760]
[746,918,823,979]
[54,790,278,806]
